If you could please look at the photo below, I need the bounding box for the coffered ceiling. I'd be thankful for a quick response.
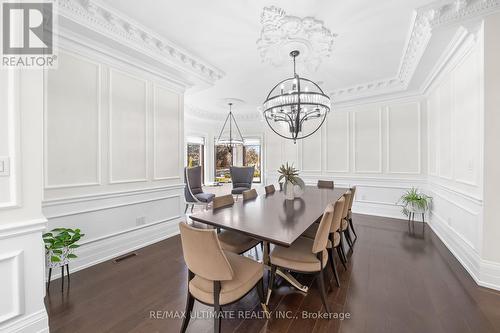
[98,0,499,118]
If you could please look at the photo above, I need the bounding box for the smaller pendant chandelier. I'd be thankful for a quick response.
[263,50,331,142]
[216,102,244,147]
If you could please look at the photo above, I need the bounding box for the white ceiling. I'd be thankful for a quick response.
[101,0,443,116]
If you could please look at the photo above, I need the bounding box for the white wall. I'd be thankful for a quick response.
[264,99,426,219]
[0,68,49,332]
[42,48,186,278]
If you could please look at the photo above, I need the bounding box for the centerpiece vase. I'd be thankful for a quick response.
[285,181,295,200]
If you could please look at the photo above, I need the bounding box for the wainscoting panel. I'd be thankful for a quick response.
[45,52,101,188]
[387,102,421,174]
[427,89,439,176]
[0,250,24,323]
[353,108,382,173]
[153,85,181,180]
[438,75,453,179]
[300,121,322,172]
[325,111,349,173]
[109,69,148,184]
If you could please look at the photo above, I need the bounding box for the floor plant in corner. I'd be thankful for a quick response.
[43,228,84,291]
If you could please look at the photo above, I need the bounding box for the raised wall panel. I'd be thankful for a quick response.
[387,103,420,174]
[438,75,453,179]
[265,130,282,171]
[326,111,349,172]
[0,251,24,323]
[428,90,439,176]
[154,85,180,180]
[301,121,322,172]
[353,108,382,173]
[453,49,479,186]
[46,52,100,188]
[283,140,298,167]
[109,69,147,183]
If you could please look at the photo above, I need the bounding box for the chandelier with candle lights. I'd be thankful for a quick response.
[262,50,331,142]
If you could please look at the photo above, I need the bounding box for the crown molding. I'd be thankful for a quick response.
[330,0,500,103]
[55,0,225,85]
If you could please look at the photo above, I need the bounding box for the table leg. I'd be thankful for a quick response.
[262,241,270,265]
[276,269,309,293]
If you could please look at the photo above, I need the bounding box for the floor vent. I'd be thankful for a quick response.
[113,252,138,263]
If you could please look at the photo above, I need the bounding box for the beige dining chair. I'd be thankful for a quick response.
[179,222,265,333]
[339,190,353,262]
[302,197,346,286]
[242,188,258,201]
[317,180,334,189]
[266,203,334,313]
[264,184,276,195]
[212,194,261,255]
[347,186,358,242]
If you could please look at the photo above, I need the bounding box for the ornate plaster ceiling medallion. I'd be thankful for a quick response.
[256,6,336,72]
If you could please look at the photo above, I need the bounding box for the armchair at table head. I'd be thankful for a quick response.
[230,166,255,195]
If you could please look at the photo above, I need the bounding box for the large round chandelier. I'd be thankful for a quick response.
[263,50,331,142]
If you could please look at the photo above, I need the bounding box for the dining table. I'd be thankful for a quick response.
[189,185,347,294]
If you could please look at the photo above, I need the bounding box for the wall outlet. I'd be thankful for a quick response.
[136,216,146,226]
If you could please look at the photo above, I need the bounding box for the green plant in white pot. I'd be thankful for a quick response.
[277,163,304,200]
[43,228,84,269]
[398,188,432,217]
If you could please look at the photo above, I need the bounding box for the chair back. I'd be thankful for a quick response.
[184,166,203,203]
[348,186,357,210]
[331,197,345,233]
[312,203,335,254]
[230,166,255,190]
[342,190,352,219]
[317,180,334,189]
[179,222,233,281]
[212,194,235,209]
[242,189,258,201]
[265,184,276,195]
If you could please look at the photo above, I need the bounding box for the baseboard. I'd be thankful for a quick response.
[0,309,49,333]
[428,213,500,291]
[47,217,181,280]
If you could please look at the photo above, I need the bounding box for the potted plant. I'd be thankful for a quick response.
[277,163,304,200]
[43,228,84,269]
[397,188,432,216]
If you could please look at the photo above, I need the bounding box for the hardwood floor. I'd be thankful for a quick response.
[45,214,500,333]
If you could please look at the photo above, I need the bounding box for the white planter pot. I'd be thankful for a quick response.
[285,181,295,200]
[46,247,73,268]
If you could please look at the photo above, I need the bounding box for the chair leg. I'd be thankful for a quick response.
[316,269,331,313]
[329,248,340,287]
[344,227,353,248]
[256,278,265,304]
[190,204,194,213]
[265,265,277,305]
[349,217,358,241]
[339,232,349,264]
[180,292,194,333]
[213,281,222,333]
[337,246,347,270]
[184,204,189,213]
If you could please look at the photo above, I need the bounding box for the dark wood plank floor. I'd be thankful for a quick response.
[45,214,500,333]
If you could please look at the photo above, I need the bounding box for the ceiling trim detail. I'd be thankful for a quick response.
[256,6,336,72]
[56,0,225,84]
[185,104,261,122]
[330,0,500,103]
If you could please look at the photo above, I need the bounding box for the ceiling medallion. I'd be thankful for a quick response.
[263,50,331,143]
[256,6,337,72]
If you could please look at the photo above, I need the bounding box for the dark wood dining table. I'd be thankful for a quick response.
[190,186,347,292]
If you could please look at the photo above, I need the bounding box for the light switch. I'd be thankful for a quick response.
[0,157,10,176]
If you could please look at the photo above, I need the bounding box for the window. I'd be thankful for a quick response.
[243,139,261,183]
[186,137,205,183]
[214,138,262,184]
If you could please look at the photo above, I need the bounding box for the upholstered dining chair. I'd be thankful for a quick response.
[184,166,215,213]
[212,194,262,255]
[347,186,358,243]
[340,190,353,258]
[265,184,276,195]
[302,197,347,286]
[230,166,255,200]
[242,188,258,201]
[266,203,335,313]
[317,180,334,189]
[179,222,265,333]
